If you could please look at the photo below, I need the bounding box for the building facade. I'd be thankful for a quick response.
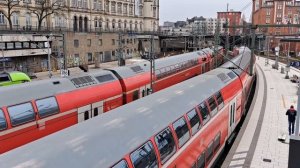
[0,0,160,73]
[253,0,300,55]
[217,10,242,35]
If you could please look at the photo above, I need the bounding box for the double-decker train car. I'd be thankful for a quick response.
[0,47,256,168]
[0,47,224,154]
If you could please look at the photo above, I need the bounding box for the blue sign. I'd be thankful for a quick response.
[290,61,300,68]
[0,57,12,62]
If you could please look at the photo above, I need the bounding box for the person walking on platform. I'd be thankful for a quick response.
[286,105,297,135]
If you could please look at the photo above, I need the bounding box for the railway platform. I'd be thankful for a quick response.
[222,57,300,168]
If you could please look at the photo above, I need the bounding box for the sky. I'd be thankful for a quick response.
[159,0,253,25]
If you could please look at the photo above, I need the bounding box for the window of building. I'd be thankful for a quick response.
[0,109,7,130]
[87,53,93,62]
[25,13,31,27]
[8,103,35,126]
[0,12,5,25]
[173,117,190,148]
[99,39,102,46]
[129,5,133,15]
[36,97,59,118]
[6,42,14,49]
[154,127,176,164]
[112,39,115,45]
[87,39,91,46]
[74,39,79,47]
[12,12,19,26]
[15,42,22,49]
[111,2,116,13]
[187,109,201,135]
[278,4,282,10]
[23,42,30,48]
[130,141,158,168]
[198,102,210,124]
[112,160,129,168]
[123,4,128,14]
[117,3,122,14]
[266,17,270,24]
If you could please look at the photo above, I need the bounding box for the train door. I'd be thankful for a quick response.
[201,64,206,73]
[92,101,103,118]
[78,105,92,122]
[228,98,237,135]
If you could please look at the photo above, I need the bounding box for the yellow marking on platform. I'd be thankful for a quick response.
[282,95,286,109]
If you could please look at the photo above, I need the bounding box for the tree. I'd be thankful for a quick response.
[2,0,21,30]
[28,0,64,31]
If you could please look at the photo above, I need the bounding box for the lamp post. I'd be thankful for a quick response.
[285,22,291,79]
[46,35,52,78]
[0,35,4,72]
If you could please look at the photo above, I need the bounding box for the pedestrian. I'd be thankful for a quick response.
[286,105,297,135]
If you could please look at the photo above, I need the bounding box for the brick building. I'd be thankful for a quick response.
[0,0,160,73]
[217,10,242,35]
[253,0,300,55]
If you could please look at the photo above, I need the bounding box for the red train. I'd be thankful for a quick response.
[0,47,256,168]
[0,47,224,154]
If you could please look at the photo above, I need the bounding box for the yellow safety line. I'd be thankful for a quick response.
[282,95,286,109]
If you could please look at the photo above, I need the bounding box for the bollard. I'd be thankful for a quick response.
[281,67,285,74]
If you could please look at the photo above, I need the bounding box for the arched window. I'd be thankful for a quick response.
[129,21,133,31]
[84,17,88,32]
[140,22,143,31]
[118,20,122,29]
[124,20,127,30]
[99,18,102,28]
[12,12,19,26]
[79,16,83,32]
[94,17,98,27]
[106,19,109,30]
[0,12,5,25]
[25,13,31,28]
[73,16,78,31]
[135,21,138,31]
[112,19,116,29]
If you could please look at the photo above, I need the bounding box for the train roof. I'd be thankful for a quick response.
[0,70,118,107]
[0,67,237,167]
[221,47,251,75]
[107,48,212,79]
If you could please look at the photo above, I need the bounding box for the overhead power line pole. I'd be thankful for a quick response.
[250,0,255,76]
[225,3,229,58]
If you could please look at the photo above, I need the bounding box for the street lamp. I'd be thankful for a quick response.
[285,22,291,79]
[46,35,52,78]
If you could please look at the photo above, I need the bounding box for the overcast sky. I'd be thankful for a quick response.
[159,0,252,25]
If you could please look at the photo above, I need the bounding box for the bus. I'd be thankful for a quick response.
[0,71,31,86]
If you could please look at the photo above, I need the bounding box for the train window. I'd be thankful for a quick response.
[36,97,59,118]
[187,109,201,135]
[84,111,89,120]
[215,92,224,110]
[130,141,158,168]
[154,127,176,164]
[173,117,190,148]
[208,97,218,117]
[133,90,139,101]
[206,142,214,162]
[111,160,129,168]
[198,103,210,125]
[0,109,7,130]
[197,152,205,168]
[213,133,221,152]
[94,108,99,117]
[8,102,35,126]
